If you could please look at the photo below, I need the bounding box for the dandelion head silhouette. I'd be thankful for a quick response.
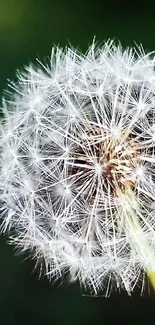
[1,40,155,295]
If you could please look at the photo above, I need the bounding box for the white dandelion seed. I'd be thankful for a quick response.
[1,40,155,296]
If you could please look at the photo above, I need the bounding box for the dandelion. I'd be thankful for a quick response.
[1,40,155,295]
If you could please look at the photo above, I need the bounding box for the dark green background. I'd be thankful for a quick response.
[1,0,155,324]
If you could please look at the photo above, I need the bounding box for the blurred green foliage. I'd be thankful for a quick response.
[0,0,155,92]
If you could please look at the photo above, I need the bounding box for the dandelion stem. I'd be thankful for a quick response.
[119,187,155,291]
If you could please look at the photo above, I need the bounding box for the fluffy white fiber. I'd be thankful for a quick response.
[1,40,155,295]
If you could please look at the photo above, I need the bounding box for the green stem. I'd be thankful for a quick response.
[119,187,155,290]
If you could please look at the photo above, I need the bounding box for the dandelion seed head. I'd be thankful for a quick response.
[1,40,155,296]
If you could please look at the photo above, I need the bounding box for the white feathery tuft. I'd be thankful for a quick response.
[1,40,155,295]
